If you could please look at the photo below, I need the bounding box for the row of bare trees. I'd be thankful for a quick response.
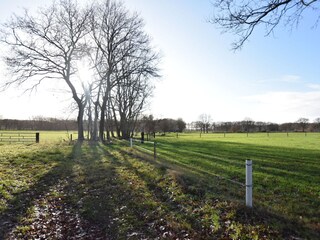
[0,0,160,141]
[189,117,320,133]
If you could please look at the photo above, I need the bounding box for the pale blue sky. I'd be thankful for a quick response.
[0,0,319,123]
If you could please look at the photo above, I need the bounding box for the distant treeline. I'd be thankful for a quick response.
[136,116,186,134]
[188,118,320,133]
[0,118,78,131]
[1,116,319,134]
[0,116,186,134]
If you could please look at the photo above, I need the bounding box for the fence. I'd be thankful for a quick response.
[69,132,78,141]
[129,137,253,208]
[130,138,157,160]
[0,132,40,143]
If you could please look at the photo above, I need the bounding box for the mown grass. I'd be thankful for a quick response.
[0,132,319,239]
[136,132,320,237]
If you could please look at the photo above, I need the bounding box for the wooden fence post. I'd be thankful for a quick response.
[36,132,40,143]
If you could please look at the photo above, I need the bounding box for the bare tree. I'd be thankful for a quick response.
[198,114,212,133]
[211,0,320,49]
[1,0,159,141]
[91,0,159,140]
[242,117,255,133]
[314,117,320,131]
[1,0,91,140]
[90,0,138,140]
[296,117,309,132]
[111,51,159,139]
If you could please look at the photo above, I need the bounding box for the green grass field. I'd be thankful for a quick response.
[0,131,319,239]
[0,131,78,142]
[132,132,320,237]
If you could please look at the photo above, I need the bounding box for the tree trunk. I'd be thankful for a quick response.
[111,101,121,138]
[77,104,85,141]
[105,91,112,140]
[87,101,92,140]
[99,77,111,141]
[99,102,106,141]
[92,101,99,141]
[99,92,108,141]
[106,111,110,140]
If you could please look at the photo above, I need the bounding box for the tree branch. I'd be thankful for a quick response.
[211,0,319,50]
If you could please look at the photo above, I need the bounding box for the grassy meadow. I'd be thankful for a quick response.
[0,131,319,239]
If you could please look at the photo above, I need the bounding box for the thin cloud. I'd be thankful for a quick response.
[255,74,302,84]
[280,75,301,83]
[307,84,320,90]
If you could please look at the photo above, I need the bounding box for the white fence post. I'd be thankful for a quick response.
[130,138,133,147]
[246,159,253,208]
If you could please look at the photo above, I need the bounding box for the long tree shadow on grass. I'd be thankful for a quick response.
[103,144,275,238]
[2,141,171,239]
[0,142,109,239]
[2,141,318,239]
[156,140,320,225]
[64,142,171,239]
[51,141,320,239]
[115,143,320,239]
[65,142,228,238]
[0,144,75,238]
[105,146,214,238]
[162,140,320,177]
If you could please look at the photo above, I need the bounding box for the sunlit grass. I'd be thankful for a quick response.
[140,132,320,234]
[0,133,319,238]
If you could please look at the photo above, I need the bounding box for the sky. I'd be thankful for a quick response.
[0,0,319,123]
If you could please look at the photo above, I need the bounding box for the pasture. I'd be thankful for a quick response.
[0,131,319,239]
[149,133,320,223]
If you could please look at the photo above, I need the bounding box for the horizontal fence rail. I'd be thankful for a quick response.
[130,138,156,155]
[0,132,39,143]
